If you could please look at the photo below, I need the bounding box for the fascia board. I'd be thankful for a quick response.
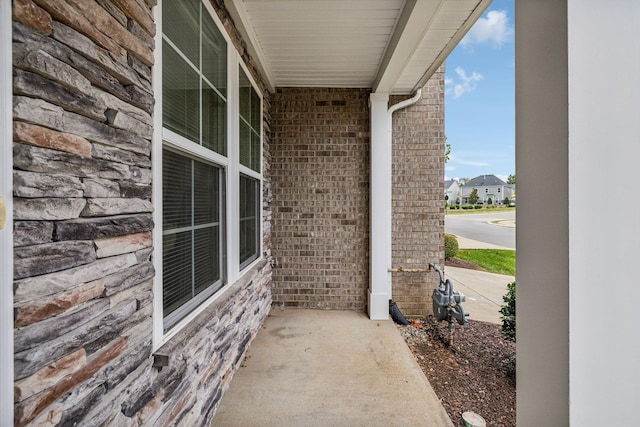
[226,0,276,93]
[411,0,492,92]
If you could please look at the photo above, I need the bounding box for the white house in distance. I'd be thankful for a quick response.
[460,174,514,205]
[444,179,461,204]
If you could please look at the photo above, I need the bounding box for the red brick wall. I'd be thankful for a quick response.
[270,88,370,310]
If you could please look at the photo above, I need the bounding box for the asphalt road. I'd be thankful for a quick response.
[445,211,515,249]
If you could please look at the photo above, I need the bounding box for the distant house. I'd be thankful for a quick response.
[444,179,462,204]
[460,174,514,204]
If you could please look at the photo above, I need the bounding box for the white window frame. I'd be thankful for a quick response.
[0,1,13,423]
[153,0,264,349]
[237,62,263,271]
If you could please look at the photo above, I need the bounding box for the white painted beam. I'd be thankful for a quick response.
[374,0,440,93]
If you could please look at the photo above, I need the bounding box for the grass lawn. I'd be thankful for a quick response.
[455,249,516,276]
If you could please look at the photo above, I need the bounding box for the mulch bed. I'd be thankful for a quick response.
[399,317,515,426]
[397,260,516,426]
[445,257,486,271]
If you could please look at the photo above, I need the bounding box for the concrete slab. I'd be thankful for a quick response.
[445,266,514,325]
[212,309,454,427]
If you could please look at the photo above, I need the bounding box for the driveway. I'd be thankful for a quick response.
[445,267,514,324]
[444,210,516,324]
[445,211,515,250]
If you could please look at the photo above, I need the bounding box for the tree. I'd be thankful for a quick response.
[487,197,493,205]
[507,174,516,185]
[444,136,451,163]
[468,188,479,204]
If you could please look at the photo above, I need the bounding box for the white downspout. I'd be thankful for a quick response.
[388,89,422,115]
[369,89,422,320]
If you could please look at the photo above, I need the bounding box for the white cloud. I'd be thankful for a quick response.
[461,10,514,48]
[496,174,509,183]
[449,153,489,167]
[456,159,490,167]
[445,165,456,172]
[445,67,483,99]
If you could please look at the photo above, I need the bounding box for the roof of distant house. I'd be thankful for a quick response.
[465,174,507,187]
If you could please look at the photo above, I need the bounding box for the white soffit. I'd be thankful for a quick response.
[227,0,490,94]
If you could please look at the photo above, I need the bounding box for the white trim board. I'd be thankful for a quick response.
[0,0,14,424]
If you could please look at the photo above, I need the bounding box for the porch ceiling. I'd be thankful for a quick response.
[226,0,491,94]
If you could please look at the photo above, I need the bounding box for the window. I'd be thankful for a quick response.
[163,150,223,327]
[163,0,226,154]
[158,1,263,335]
[238,67,262,267]
[239,174,259,268]
[161,0,227,330]
[239,67,261,172]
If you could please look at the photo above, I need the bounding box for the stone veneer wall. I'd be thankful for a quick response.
[11,0,272,425]
[390,66,446,317]
[270,88,370,310]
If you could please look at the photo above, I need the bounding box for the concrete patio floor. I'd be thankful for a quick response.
[212,308,453,426]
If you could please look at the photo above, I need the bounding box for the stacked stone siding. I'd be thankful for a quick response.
[12,0,272,425]
[391,66,446,317]
[270,88,370,310]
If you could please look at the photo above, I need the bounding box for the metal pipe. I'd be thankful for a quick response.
[388,267,431,273]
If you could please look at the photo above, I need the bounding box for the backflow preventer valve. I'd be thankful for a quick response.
[430,263,468,343]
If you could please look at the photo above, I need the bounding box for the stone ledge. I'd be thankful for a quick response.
[152,259,268,366]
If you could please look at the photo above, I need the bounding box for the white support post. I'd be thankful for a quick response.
[368,93,391,320]
[0,0,13,424]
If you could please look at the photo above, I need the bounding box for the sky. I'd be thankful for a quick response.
[444,0,515,183]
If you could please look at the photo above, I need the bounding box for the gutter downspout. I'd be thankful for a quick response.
[368,89,422,320]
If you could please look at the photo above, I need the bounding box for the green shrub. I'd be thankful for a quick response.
[500,282,516,342]
[461,205,473,210]
[487,197,493,205]
[474,205,483,209]
[503,197,510,205]
[503,355,516,383]
[444,234,459,260]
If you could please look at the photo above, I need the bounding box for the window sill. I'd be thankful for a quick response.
[152,258,268,369]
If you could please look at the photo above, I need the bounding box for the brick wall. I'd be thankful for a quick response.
[270,88,370,310]
[390,66,446,317]
[11,0,272,425]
